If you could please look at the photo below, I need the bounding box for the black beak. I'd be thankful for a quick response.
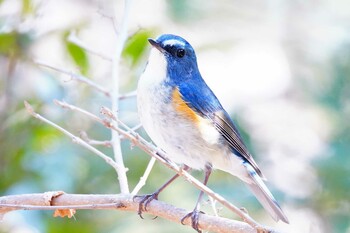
[148,38,164,52]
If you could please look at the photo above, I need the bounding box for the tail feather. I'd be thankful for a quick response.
[245,163,289,223]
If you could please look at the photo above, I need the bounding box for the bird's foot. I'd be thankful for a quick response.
[180,209,205,233]
[133,192,159,219]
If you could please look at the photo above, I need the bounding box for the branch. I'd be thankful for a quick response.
[120,123,142,140]
[118,90,137,100]
[131,157,156,195]
[23,101,126,175]
[109,0,134,194]
[35,60,111,97]
[56,99,138,142]
[209,195,220,217]
[96,6,119,34]
[0,193,259,233]
[79,131,112,147]
[34,62,135,101]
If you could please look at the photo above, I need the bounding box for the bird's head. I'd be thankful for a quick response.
[148,34,199,81]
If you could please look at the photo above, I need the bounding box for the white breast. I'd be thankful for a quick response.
[137,48,169,147]
[139,48,167,86]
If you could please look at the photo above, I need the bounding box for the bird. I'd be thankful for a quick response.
[137,34,289,232]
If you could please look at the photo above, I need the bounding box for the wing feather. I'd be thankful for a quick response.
[213,112,265,179]
[177,81,265,179]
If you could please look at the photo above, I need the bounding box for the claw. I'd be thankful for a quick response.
[134,192,159,219]
[180,210,204,233]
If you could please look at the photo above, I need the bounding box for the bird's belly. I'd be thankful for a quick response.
[137,83,234,170]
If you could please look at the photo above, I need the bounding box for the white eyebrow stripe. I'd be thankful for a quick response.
[163,39,185,47]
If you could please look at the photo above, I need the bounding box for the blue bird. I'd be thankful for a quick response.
[137,34,289,231]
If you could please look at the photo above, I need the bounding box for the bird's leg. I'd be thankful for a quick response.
[135,165,190,218]
[137,173,179,218]
[181,164,212,233]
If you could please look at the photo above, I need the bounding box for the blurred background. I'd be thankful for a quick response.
[0,0,349,232]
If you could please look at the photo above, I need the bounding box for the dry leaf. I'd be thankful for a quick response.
[53,209,76,218]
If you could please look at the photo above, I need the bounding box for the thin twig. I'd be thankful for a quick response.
[79,131,112,147]
[35,60,111,97]
[109,0,133,194]
[96,7,119,34]
[54,100,101,122]
[55,99,140,141]
[118,90,137,100]
[130,123,142,131]
[23,101,126,175]
[67,32,112,61]
[208,196,219,217]
[131,157,156,195]
[120,123,142,140]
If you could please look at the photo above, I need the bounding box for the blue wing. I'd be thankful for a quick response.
[178,78,264,179]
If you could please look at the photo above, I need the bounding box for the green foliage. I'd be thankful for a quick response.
[122,30,154,67]
[64,32,89,76]
[0,32,16,54]
[0,31,32,57]
[0,104,49,191]
[21,0,34,15]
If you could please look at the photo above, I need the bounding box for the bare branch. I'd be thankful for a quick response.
[54,99,101,122]
[79,131,112,147]
[24,101,127,175]
[120,123,142,140]
[96,7,119,34]
[108,0,134,194]
[67,31,112,61]
[101,106,117,121]
[118,90,137,100]
[209,195,220,217]
[0,193,263,233]
[55,99,140,141]
[131,157,156,195]
[35,60,111,97]
[130,123,142,131]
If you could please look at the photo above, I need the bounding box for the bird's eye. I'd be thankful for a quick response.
[176,49,186,58]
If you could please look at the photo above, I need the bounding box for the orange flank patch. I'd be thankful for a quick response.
[172,88,199,123]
